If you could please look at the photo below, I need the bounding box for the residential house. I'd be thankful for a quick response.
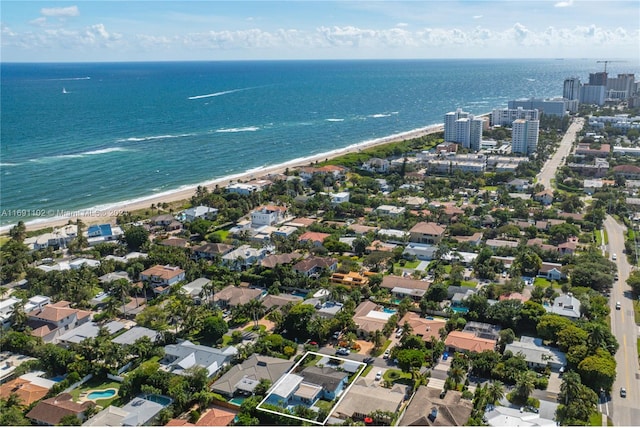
[98,271,130,286]
[181,206,218,222]
[210,354,293,398]
[112,326,159,346]
[485,239,520,250]
[260,252,301,268]
[303,298,343,319]
[250,205,287,227]
[403,243,438,261]
[330,271,368,287]
[57,320,125,347]
[24,224,77,251]
[334,378,408,424]
[399,385,473,426]
[299,366,348,400]
[613,164,640,179]
[484,405,556,427]
[409,222,445,244]
[575,142,610,157]
[23,295,51,313]
[352,301,395,338]
[162,341,238,377]
[140,265,186,295]
[226,182,268,195]
[534,189,554,205]
[27,393,94,426]
[213,285,263,309]
[262,293,303,312]
[505,336,567,371]
[151,214,177,227]
[444,331,496,354]
[293,256,338,277]
[381,276,431,301]
[377,228,410,244]
[84,395,172,427]
[298,231,331,247]
[165,406,236,427]
[538,262,565,281]
[546,293,581,319]
[462,321,501,341]
[0,372,55,406]
[1,296,21,329]
[191,243,235,261]
[27,301,92,343]
[527,238,557,253]
[362,157,390,173]
[181,278,211,304]
[221,245,270,271]
[507,178,531,192]
[399,312,446,342]
[85,224,124,246]
[328,191,350,204]
[375,205,406,217]
[451,232,483,247]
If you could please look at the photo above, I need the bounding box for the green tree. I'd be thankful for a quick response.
[396,349,425,373]
[123,225,150,251]
[201,315,228,343]
[577,348,616,392]
[486,381,506,405]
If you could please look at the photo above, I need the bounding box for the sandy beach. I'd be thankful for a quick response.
[13,124,444,234]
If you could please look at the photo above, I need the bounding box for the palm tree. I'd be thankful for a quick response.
[449,366,465,388]
[486,381,506,406]
[559,371,582,405]
[515,371,536,401]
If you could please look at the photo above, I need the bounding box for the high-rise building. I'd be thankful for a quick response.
[589,72,608,86]
[508,98,567,117]
[607,74,636,99]
[563,77,581,100]
[444,108,485,151]
[579,85,606,106]
[444,108,470,142]
[491,107,539,126]
[512,119,539,155]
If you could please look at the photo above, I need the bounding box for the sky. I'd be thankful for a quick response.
[1,0,639,62]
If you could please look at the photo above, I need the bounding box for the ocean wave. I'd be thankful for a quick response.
[215,127,259,133]
[117,133,193,142]
[188,87,253,100]
[0,162,21,167]
[368,113,392,118]
[28,147,131,163]
[45,77,91,81]
[326,118,344,122]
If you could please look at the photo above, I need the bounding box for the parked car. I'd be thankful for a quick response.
[612,253,617,260]
[332,331,341,339]
[620,387,626,398]
[616,301,621,310]
[336,347,350,356]
[395,328,403,338]
[375,371,382,381]
[363,357,375,365]
[383,349,390,359]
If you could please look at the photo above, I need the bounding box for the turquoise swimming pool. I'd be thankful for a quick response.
[144,394,173,406]
[87,389,117,400]
[229,397,246,406]
[382,307,397,314]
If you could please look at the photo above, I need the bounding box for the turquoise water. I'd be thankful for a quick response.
[2,58,631,228]
[450,307,469,314]
[229,397,246,406]
[292,291,308,298]
[144,394,173,406]
[87,389,117,400]
[382,307,397,314]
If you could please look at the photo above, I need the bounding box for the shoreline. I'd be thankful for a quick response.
[4,123,445,234]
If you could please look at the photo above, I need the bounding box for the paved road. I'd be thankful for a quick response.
[604,215,640,425]
[537,117,584,190]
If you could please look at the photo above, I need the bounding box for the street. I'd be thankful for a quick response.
[537,117,584,190]
[604,215,640,425]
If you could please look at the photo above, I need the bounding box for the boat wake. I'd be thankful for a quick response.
[215,126,259,133]
[188,87,254,100]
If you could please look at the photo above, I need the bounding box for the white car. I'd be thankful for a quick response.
[375,371,382,381]
[383,349,390,359]
[616,301,621,310]
[612,253,617,260]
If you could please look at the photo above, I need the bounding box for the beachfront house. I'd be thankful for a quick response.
[85,224,123,246]
[181,205,218,222]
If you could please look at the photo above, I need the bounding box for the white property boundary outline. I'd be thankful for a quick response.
[256,351,367,426]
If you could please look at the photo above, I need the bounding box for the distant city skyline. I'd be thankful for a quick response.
[1,0,639,62]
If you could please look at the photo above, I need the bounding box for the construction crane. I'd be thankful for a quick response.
[596,60,625,73]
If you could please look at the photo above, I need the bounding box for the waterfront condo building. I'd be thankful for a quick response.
[508,98,567,117]
[444,108,483,151]
[511,119,539,155]
[563,77,581,101]
[491,107,539,126]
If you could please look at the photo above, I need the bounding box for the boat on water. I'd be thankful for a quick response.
[62,87,68,94]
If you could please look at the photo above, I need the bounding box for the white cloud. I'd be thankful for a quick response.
[40,6,79,17]
[29,17,47,27]
[396,22,409,27]
[473,15,483,19]
[554,0,574,7]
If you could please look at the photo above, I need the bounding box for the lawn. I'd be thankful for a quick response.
[370,339,392,357]
[395,260,420,270]
[461,280,477,288]
[594,230,603,246]
[0,236,10,247]
[634,300,640,325]
[243,324,266,333]
[382,369,411,384]
[360,365,374,377]
[533,277,551,288]
[589,412,603,426]
[481,186,498,191]
[603,229,609,245]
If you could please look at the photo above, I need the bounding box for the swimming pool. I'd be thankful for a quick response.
[229,397,246,406]
[382,307,397,314]
[450,306,469,314]
[144,394,173,406]
[87,388,117,400]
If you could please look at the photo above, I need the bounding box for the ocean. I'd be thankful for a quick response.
[0,58,635,228]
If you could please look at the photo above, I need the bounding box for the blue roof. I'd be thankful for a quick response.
[88,224,113,237]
